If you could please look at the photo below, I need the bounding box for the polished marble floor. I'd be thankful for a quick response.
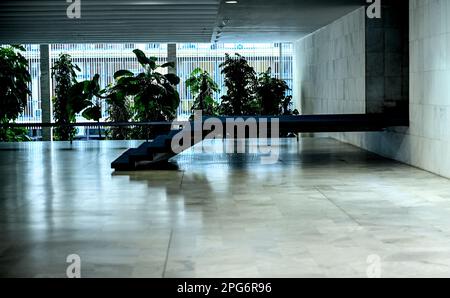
[1,138,450,278]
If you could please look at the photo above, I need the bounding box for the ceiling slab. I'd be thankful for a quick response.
[0,0,221,43]
[0,0,367,44]
[214,0,366,43]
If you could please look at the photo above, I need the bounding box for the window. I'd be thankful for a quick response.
[16,43,293,123]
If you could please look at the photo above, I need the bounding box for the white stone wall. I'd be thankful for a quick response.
[293,8,366,114]
[293,0,450,178]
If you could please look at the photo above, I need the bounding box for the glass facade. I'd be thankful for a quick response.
[50,43,168,122]
[16,43,293,123]
[176,43,293,118]
[17,45,41,123]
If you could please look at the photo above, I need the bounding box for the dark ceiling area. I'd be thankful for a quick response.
[0,0,365,44]
[0,0,221,43]
[214,0,366,42]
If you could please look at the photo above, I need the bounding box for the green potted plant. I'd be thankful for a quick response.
[68,74,105,139]
[103,82,132,140]
[219,53,259,116]
[0,45,32,142]
[52,53,81,141]
[186,67,220,117]
[256,67,299,116]
[112,49,181,139]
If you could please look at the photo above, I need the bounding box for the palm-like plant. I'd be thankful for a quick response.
[186,67,219,116]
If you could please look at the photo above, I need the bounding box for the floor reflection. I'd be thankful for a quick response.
[1,139,450,277]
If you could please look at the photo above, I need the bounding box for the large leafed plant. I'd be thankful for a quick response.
[112,49,181,139]
[0,45,31,142]
[69,74,105,139]
[53,54,105,141]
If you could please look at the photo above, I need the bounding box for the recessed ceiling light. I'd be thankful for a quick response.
[225,1,238,4]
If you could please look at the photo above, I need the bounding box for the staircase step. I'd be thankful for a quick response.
[111,149,134,171]
[145,130,182,154]
[128,143,156,164]
[111,129,196,171]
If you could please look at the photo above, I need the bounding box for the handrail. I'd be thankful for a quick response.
[0,121,187,128]
[1,114,409,131]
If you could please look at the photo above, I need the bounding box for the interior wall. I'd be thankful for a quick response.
[293,0,450,179]
[293,8,366,115]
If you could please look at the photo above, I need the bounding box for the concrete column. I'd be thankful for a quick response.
[40,44,52,141]
[365,1,409,115]
[292,43,301,112]
[167,43,177,74]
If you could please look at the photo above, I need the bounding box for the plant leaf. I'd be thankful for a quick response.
[149,60,157,70]
[114,70,134,79]
[161,62,175,69]
[11,44,26,51]
[164,73,181,85]
[191,67,203,76]
[132,49,151,67]
[82,106,102,122]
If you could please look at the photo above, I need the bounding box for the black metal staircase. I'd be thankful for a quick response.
[111,114,409,171]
